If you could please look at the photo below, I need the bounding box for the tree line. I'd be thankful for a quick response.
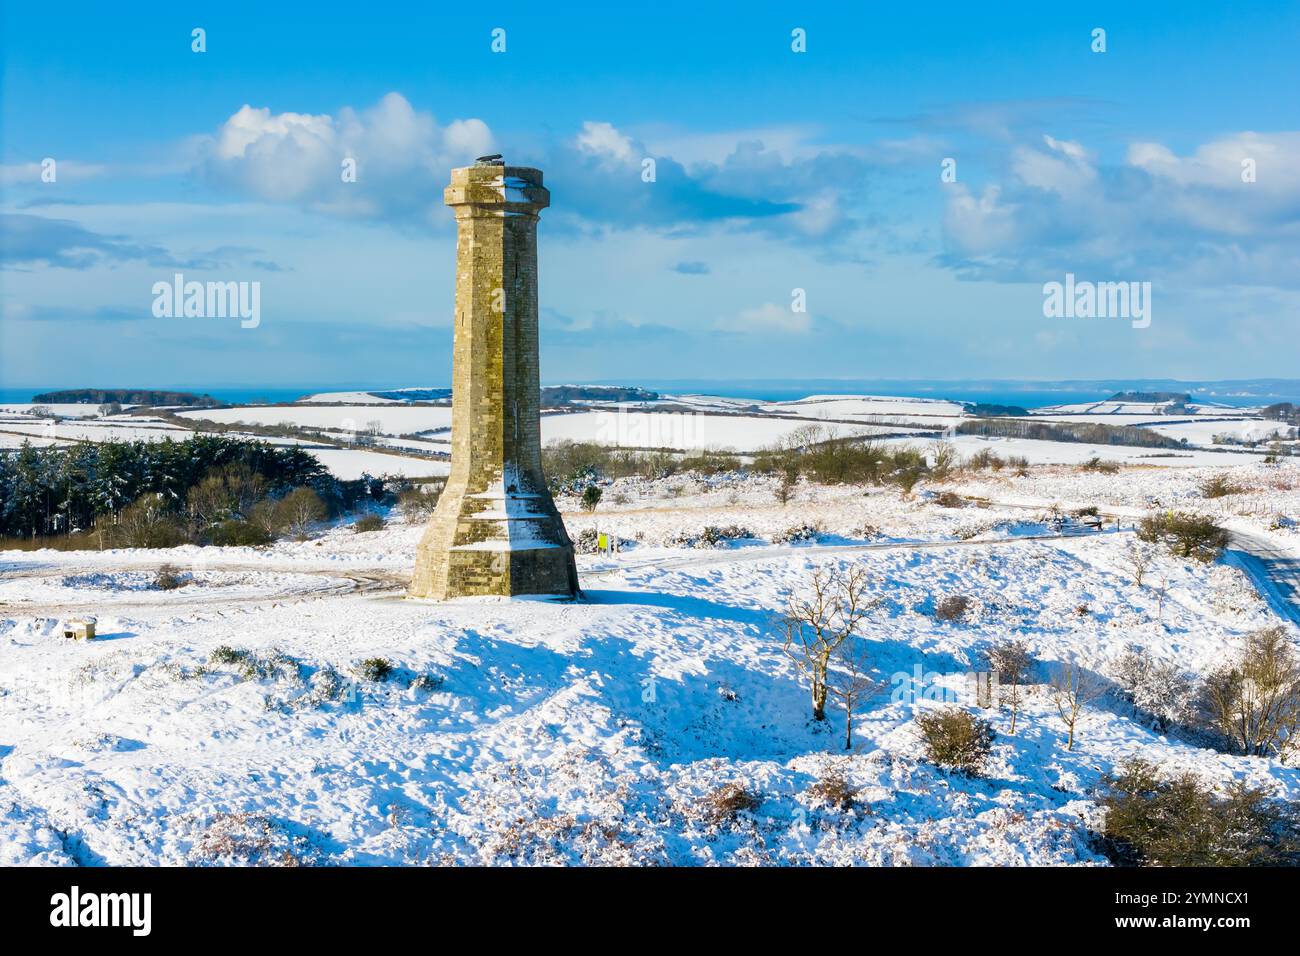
[0,435,383,546]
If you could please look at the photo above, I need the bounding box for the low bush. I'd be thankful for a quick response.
[966,448,1003,471]
[916,708,995,776]
[1080,456,1121,474]
[934,594,971,622]
[208,645,245,666]
[1109,646,1193,733]
[154,565,185,590]
[805,770,858,811]
[698,783,760,827]
[1137,511,1230,563]
[353,513,386,533]
[189,812,317,867]
[1199,474,1242,498]
[669,524,752,549]
[771,523,821,544]
[353,657,394,682]
[209,519,273,546]
[1097,759,1300,866]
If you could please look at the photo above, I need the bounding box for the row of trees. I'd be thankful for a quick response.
[0,436,380,545]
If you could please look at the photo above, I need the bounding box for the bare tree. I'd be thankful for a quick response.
[278,487,327,540]
[827,635,879,750]
[984,640,1034,735]
[1050,659,1104,751]
[1200,625,1300,760]
[1124,540,1157,587]
[780,564,879,722]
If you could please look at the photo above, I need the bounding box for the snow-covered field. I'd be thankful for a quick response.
[1146,419,1297,446]
[177,405,454,435]
[181,405,903,453]
[540,410,903,452]
[884,434,1255,467]
[0,420,192,444]
[305,448,449,480]
[298,391,405,405]
[762,395,968,421]
[0,404,135,419]
[2,460,1297,866]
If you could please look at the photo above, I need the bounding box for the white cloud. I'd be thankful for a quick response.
[1010,135,1097,196]
[202,92,494,215]
[942,130,1300,289]
[1128,131,1300,193]
[575,121,636,165]
[716,301,811,334]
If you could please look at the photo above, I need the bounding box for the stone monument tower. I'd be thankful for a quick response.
[409,157,579,600]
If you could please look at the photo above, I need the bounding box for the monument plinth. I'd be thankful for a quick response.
[409,159,579,600]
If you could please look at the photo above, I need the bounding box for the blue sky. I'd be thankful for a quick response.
[2,0,1299,390]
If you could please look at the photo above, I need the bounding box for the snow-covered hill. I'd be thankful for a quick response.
[2,462,1297,865]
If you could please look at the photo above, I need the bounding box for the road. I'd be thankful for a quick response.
[1223,529,1300,627]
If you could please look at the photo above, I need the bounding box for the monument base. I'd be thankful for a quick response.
[412,545,578,600]
[409,483,579,600]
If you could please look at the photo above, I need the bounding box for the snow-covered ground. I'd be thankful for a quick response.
[884,434,1256,467]
[762,395,968,421]
[177,405,455,435]
[305,448,449,480]
[1037,400,1247,417]
[1145,419,1297,446]
[297,391,405,405]
[540,410,904,452]
[0,420,192,443]
[2,459,1297,866]
[0,404,135,419]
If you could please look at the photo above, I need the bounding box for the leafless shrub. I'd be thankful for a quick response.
[154,565,185,590]
[189,812,316,866]
[278,487,327,540]
[1109,646,1193,732]
[1199,625,1300,760]
[398,483,442,519]
[1124,540,1158,587]
[806,768,858,811]
[1050,659,1105,751]
[828,636,880,750]
[698,783,760,828]
[934,594,971,622]
[983,639,1034,734]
